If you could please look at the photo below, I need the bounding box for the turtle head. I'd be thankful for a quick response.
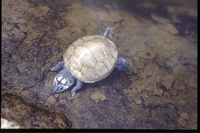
[53,74,74,93]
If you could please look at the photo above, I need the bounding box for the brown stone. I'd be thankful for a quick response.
[177,117,186,127]
[90,92,106,103]
[162,75,174,89]
[177,100,186,106]
[180,112,190,120]
[153,88,163,96]
[46,96,56,106]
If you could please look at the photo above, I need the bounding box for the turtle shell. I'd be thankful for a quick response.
[63,35,118,83]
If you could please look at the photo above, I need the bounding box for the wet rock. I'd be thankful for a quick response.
[1,90,71,129]
[2,0,197,129]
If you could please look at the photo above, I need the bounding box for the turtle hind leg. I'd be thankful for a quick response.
[116,57,132,71]
[103,27,113,38]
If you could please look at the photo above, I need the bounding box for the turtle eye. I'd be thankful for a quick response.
[57,86,64,92]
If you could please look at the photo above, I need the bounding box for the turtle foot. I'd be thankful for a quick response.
[103,27,113,38]
[116,57,132,71]
[71,80,83,96]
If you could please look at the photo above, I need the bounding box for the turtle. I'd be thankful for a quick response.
[51,27,132,96]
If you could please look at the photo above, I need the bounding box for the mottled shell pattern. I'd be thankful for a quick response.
[63,35,118,83]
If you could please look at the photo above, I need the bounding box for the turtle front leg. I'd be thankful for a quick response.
[51,61,64,71]
[116,57,132,71]
[71,79,83,96]
[103,27,113,38]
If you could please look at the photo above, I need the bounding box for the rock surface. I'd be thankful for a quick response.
[2,0,197,129]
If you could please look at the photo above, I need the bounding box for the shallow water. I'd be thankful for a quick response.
[2,0,197,129]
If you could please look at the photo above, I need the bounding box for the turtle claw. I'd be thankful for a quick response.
[51,67,55,71]
[71,90,75,96]
[51,62,64,71]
